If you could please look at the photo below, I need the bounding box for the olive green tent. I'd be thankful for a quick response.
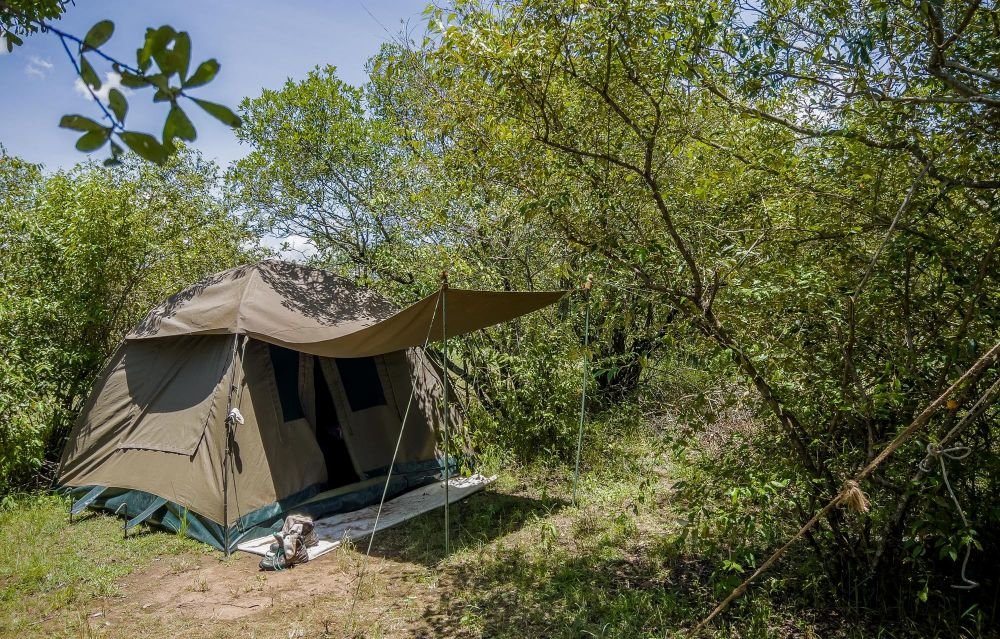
[58,260,564,552]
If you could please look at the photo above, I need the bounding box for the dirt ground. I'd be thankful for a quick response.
[82,544,433,637]
[60,485,579,639]
[20,465,672,638]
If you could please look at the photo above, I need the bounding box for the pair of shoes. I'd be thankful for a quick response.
[258,514,317,570]
[284,514,318,547]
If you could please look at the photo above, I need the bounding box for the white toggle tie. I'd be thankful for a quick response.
[227,407,245,425]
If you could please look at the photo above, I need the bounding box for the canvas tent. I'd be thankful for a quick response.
[58,260,564,552]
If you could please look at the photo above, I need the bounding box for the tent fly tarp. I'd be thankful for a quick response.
[59,260,565,552]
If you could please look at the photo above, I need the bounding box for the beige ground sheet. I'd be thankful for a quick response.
[237,474,496,560]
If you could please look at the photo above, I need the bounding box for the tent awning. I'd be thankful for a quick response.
[126,260,567,358]
[259,287,567,358]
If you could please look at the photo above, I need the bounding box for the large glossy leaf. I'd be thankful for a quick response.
[119,131,168,164]
[191,97,241,127]
[82,20,114,51]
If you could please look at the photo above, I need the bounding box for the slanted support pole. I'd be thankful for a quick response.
[441,271,450,558]
[572,274,593,505]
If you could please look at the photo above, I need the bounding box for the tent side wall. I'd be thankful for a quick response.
[58,336,244,524]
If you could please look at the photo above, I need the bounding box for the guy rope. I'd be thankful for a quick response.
[572,274,593,505]
[348,287,443,632]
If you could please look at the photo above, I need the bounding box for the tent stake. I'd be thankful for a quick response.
[441,272,450,558]
[572,275,593,505]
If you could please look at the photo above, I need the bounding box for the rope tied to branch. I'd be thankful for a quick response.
[918,443,971,473]
[918,442,978,590]
[838,479,870,513]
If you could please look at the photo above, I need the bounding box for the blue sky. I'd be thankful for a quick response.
[1,0,429,171]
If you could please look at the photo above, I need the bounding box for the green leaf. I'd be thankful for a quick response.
[5,32,24,52]
[172,31,192,81]
[163,105,197,143]
[190,98,241,127]
[108,89,128,123]
[82,20,114,50]
[75,129,110,152]
[79,56,101,90]
[119,131,169,164]
[59,114,104,132]
[139,25,175,72]
[150,26,178,74]
[136,29,154,71]
[145,73,170,92]
[152,25,178,50]
[119,71,147,89]
[184,59,220,88]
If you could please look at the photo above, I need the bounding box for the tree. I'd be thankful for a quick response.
[221,0,1000,611]
[421,0,999,602]
[229,66,420,286]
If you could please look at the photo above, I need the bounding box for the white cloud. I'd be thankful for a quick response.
[263,233,316,259]
[74,70,126,102]
[25,55,53,78]
[0,33,8,54]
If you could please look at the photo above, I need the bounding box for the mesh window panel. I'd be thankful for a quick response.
[268,343,305,422]
[335,356,386,412]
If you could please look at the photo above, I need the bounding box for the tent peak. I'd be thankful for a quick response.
[127,260,397,342]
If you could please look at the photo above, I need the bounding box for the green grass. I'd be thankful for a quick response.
[0,493,207,635]
[367,426,719,638]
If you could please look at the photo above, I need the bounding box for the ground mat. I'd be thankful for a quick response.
[237,474,496,560]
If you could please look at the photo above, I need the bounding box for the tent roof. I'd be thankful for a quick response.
[127,260,566,357]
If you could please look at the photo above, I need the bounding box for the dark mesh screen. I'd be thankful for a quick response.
[335,356,386,412]
[268,343,304,422]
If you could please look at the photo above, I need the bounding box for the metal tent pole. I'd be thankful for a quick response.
[441,272,450,557]
[221,333,241,557]
[572,274,593,505]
